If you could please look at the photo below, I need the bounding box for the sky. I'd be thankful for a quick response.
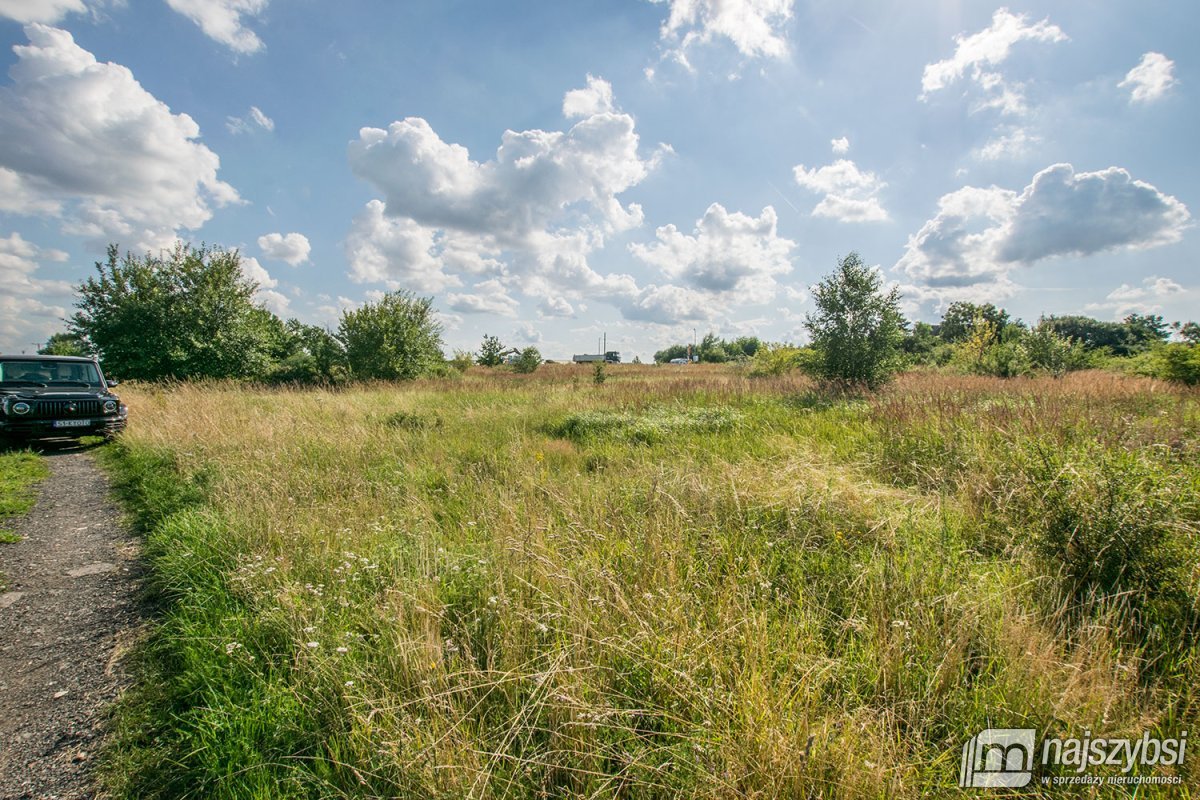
[1,0,1196,361]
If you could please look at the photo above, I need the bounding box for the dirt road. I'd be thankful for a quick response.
[0,447,140,800]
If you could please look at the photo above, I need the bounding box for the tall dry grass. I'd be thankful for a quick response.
[98,367,1198,798]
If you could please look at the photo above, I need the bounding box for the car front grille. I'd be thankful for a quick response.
[33,399,102,418]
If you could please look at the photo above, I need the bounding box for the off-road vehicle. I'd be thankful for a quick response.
[0,355,127,445]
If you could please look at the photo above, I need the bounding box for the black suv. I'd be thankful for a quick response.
[0,355,127,445]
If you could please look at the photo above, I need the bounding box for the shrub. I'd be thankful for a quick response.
[512,346,542,374]
[338,291,445,381]
[747,344,811,377]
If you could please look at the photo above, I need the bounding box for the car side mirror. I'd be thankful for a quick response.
[106,379,120,387]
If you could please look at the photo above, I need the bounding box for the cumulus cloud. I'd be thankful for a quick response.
[447,279,521,316]
[830,136,849,154]
[895,163,1190,290]
[1085,276,1188,319]
[257,231,310,265]
[630,203,793,299]
[0,25,240,250]
[653,0,793,68]
[539,295,575,318]
[563,74,614,118]
[0,0,85,22]
[920,8,1066,116]
[347,76,697,320]
[227,105,274,134]
[0,232,73,350]
[238,254,289,314]
[344,200,464,292]
[793,159,888,222]
[1119,52,1177,103]
[164,0,269,54]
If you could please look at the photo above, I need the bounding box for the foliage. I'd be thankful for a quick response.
[512,346,542,374]
[592,361,606,384]
[448,350,474,373]
[71,243,281,381]
[804,252,906,389]
[654,335,761,364]
[938,301,1009,343]
[38,332,89,357]
[1041,313,1169,357]
[337,291,444,381]
[265,321,346,384]
[1139,343,1200,386]
[1024,325,1089,377]
[476,335,505,367]
[747,344,811,377]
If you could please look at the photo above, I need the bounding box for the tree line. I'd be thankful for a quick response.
[38,243,1200,387]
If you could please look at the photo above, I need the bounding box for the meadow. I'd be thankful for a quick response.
[95,365,1199,798]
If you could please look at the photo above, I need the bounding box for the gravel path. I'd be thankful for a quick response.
[0,447,141,800]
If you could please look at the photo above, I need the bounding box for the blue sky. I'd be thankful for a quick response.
[1,0,1196,360]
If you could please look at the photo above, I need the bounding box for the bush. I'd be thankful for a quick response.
[1150,343,1200,385]
[448,350,474,373]
[747,344,811,377]
[338,291,444,381]
[1016,445,1194,627]
[512,347,542,374]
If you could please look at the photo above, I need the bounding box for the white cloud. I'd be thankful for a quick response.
[563,74,614,118]
[513,322,543,344]
[0,0,85,23]
[1119,52,1177,104]
[619,282,715,324]
[0,232,73,350]
[920,8,1066,117]
[343,200,464,292]
[1085,276,1187,319]
[654,0,794,67]
[539,295,575,318]
[446,278,521,316]
[830,136,849,154]
[348,76,682,319]
[921,8,1067,94]
[974,126,1039,161]
[0,25,240,251]
[239,254,274,288]
[227,104,273,134]
[257,231,309,265]
[896,163,1190,289]
[164,0,268,54]
[793,159,888,222]
[630,203,793,298]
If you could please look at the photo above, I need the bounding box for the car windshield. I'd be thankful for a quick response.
[0,359,102,387]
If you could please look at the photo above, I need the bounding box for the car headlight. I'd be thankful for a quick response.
[103,400,117,414]
[11,401,31,415]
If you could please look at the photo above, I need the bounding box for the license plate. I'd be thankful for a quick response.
[52,419,92,428]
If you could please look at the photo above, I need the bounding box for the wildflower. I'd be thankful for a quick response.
[306,641,320,649]
[344,680,354,687]
[336,646,349,653]
[225,642,242,655]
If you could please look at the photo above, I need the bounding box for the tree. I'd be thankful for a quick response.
[513,346,542,374]
[71,243,279,381]
[337,291,444,380]
[266,320,346,384]
[804,252,906,389]
[653,344,689,363]
[38,332,89,357]
[477,335,505,367]
[938,302,1009,344]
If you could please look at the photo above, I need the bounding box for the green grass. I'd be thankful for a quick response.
[95,368,1200,798]
[0,449,47,528]
[0,448,49,587]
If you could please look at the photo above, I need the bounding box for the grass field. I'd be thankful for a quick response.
[97,365,1199,798]
[0,451,49,581]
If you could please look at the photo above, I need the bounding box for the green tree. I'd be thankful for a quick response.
[70,243,279,381]
[267,320,346,384]
[476,335,505,367]
[938,302,1009,344]
[653,344,689,363]
[804,252,906,389]
[337,291,444,380]
[512,346,542,374]
[38,332,89,356]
